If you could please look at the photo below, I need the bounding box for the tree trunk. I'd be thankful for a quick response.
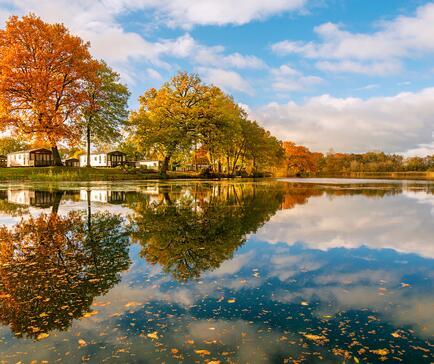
[86,118,92,167]
[51,191,64,214]
[226,156,230,176]
[51,145,63,166]
[161,155,171,175]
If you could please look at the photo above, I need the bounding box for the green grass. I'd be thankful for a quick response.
[0,166,176,182]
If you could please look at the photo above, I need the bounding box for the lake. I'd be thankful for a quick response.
[0,179,433,363]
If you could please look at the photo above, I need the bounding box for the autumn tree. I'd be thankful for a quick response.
[81,61,130,167]
[282,141,318,176]
[0,136,29,155]
[0,14,99,165]
[129,72,214,174]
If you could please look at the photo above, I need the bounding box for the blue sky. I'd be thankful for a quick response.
[1,0,434,154]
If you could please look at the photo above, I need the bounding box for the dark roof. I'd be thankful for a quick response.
[7,148,52,155]
[107,150,126,155]
[0,155,6,158]
[65,158,79,161]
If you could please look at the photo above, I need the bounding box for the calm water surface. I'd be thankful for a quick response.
[0,179,433,363]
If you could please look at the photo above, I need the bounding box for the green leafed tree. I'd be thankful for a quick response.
[81,61,130,167]
[0,136,29,156]
[129,72,214,175]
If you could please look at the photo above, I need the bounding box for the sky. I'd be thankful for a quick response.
[1,0,434,155]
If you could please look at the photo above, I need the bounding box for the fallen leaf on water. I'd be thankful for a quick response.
[78,339,87,347]
[208,361,221,364]
[401,283,411,288]
[82,311,99,318]
[171,348,179,354]
[301,301,309,306]
[194,349,211,356]
[147,331,159,340]
[391,331,401,338]
[370,349,389,356]
[92,301,111,307]
[39,313,48,318]
[303,333,329,344]
[36,333,49,340]
[125,302,141,308]
[227,299,236,303]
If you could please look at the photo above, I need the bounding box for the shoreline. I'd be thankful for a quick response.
[1,167,434,182]
[0,166,270,182]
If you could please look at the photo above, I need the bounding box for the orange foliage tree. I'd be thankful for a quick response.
[282,141,319,176]
[0,14,99,165]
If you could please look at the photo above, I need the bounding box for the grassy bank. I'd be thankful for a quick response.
[0,167,204,182]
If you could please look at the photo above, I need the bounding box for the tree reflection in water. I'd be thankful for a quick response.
[129,183,286,281]
[0,211,130,339]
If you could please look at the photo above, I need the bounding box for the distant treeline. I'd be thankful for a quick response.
[280,142,434,176]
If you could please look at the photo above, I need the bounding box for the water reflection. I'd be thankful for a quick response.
[0,181,432,363]
[129,184,285,280]
[0,210,130,338]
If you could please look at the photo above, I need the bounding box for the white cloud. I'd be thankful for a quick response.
[270,64,323,92]
[271,3,434,75]
[146,68,163,80]
[316,60,402,75]
[0,1,266,85]
[354,84,379,91]
[165,34,266,69]
[251,87,434,153]
[199,67,254,95]
[404,133,434,156]
[254,189,434,258]
[132,0,308,28]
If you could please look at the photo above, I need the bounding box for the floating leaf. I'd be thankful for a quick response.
[194,349,211,356]
[82,311,99,318]
[36,333,49,340]
[227,299,236,303]
[78,339,87,347]
[147,331,159,340]
[125,301,141,308]
[303,333,329,344]
[370,349,389,356]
